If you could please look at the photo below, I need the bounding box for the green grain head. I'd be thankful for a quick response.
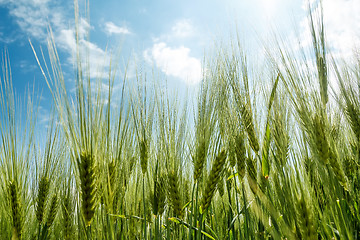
[312,113,330,164]
[241,102,259,153]
[194,139,207,182]
[151,174,166,216]
[201,149,227,211]
[46,193,58,228]
[296,195,317,239]
[35,176,50,224]
[78,151,97,227]
[140,138,148,175]
[235,134,247,180]
[8,181,23,240]
[167,171,183,218]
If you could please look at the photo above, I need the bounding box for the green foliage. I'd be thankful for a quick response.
[0,1,359,239]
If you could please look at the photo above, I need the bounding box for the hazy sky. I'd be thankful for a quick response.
[0,0,359,125]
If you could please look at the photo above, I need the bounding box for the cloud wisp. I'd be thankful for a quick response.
[144,42,202,85]
[104,21,131,35]
[300,0,360,58]
[0,0,116,80]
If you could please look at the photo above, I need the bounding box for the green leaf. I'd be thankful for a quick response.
[168,217,180,224]
[201,230,216,240]
[108,214,127,219]
[182,200,192,211]
[226,172,239,181]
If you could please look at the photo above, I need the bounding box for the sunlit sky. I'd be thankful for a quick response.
[0,0,359,125]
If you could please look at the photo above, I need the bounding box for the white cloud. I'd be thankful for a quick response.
[144,42,202,85]
[257,0,283,18]
[300,0,360,58]
[0,31,18,44]
[0,0,114,80]
[171,19,194,38]
[57,20,110,79]
[18,60,37,73]
[104,21,131,35]
[0,0,65,40]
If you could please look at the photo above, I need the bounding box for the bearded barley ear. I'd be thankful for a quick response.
[217,177,225,197]
[225,168,233,190]
[62,192,73,240]
[8,181,22,240]
[108,159,116,188]
[343,156,356,181]
[167,171,183,218]
[151,174,166,216]
[345,102,360,143]
[157,177,166,216]
[235,134,246,180]
[36,176,50,224]
[140,138,148,175]
[46,193,58,228]
[329,149,348,190]
[183,178,191,204]
[228,138,236,168]
[246,157,257,182]
[201,149,227,211]
[105,159,117,213]
[194,140,207,182]
[78,151,97,227]
[273,111,290,168]
[241,102,259,153]
[312,113,330,164]
[296,195,317,239]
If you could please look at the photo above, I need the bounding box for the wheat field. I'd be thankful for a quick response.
[0,1,359,239]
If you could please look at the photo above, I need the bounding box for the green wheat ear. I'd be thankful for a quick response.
[151,173,166,216]
[201,149,227,211]
[345,102,360,142]
[62,179,74,240]
[235,134,246,180]
[193,139,207,182]
[312,113,330,164]
[8,181,22,240]
[46,193,58,228]
[140,138,148,175]
[36,176,50,224]
[240,102,259,153]
[296,195,317,239]
[78,151,97,227]
[167,171,183,218]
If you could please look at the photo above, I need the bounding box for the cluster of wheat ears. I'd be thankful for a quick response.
[0,1,359,239]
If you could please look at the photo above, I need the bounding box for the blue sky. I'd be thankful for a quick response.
[0,0,359,125]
